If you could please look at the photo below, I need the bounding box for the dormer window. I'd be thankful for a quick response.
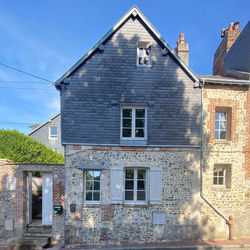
[137,41,151,66]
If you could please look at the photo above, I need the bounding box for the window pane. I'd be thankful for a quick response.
[123,119,132,128]
[219,177,224,185]
[213,177,217,185]
[86,171,92,180]
[126,169,134,179]
[220,121,227,130]
[86,181,92,190]
[86,191,92,201]
[123,109,132,118]
[215,112,220,120]
[214,171,218,177]
[220,131,226,139]
[123,129,131,137]
[125,191,133,200]
[215,121,219,130]
[94,181,100,190]
[135,129,144,137]
[219,112,227,120]
[136,119,144,128]
[50,127,57,137]
[125,180,134,190]
[137,170,146,179]
[137,191,145,201]
[136,109,145,118]
[137,180,145,190]
[93,171,100,180]
[93,192,100,201]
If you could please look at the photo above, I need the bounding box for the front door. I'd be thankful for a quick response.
[42,173,53,225]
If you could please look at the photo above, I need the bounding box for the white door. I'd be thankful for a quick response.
[42,173,53,225]
[26,172,32,225]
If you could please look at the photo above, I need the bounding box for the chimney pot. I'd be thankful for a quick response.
[233,22,239,30]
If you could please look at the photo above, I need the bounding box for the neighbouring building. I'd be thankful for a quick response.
[54,6,249,247]
[28,113,63,154]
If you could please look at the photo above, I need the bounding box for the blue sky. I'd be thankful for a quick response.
[0,0,249,134]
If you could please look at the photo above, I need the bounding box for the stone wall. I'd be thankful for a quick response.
[64,145,231,247]
[0,159,64,246]
[202,84,250,238]
[0,159,20,246]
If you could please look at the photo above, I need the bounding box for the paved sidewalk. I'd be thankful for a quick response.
[47,238,250,250]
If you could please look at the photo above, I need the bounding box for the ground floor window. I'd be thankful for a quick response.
[125,168,146,203]
[84,170,101,203]
[213,165,231,188]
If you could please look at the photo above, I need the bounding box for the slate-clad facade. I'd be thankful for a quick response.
[59,11,200,146]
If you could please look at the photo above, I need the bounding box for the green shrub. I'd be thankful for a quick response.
[0,129,64,164]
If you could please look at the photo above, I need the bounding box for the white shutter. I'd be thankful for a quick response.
[110,166,124,204]
[149,167,162,204]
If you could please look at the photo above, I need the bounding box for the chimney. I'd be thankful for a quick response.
[213,22,241,75]
[175,33,189,66]
[29,124,41,131]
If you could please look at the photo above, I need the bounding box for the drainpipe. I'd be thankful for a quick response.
[199,80,233,239]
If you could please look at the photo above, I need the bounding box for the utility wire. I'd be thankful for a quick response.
[0,62,54,83]
[0,80,50,84]
[0,86,54,90]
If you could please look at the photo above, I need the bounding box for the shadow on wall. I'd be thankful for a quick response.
[61,17,224,247]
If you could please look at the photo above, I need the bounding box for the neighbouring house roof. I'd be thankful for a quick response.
[54,5,199,89]
[199,75,250,86]
[224,21,250,73]
[28,113,60,136]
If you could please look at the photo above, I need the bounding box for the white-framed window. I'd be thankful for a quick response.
[84,170,101,204]
[213,165,231,188]
[121,107,146,140]
[137,41,151,66]
[215,109,231,140]
[49,126,58,139]
[125,168,147,204]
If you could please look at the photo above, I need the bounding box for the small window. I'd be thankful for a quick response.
[125,169,147,203]
[49,127,58,139]
[213,165,231,188]
[137,41,151,66]
[121,107,146,140]
[215,108,231,140]
[84,171,101,203]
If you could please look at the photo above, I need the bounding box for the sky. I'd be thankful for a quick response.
[0,0,249,134]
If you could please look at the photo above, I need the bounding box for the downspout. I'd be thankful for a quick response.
[199,80,233,237]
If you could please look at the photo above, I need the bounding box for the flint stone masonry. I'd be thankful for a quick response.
[203,84,250,238]
[64,145,233,247]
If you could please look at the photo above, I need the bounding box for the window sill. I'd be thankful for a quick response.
[213,140,231,144]
[123,203,149,208]
[83,203,101,208]
[212,186,231,191]
[136,64,152,68]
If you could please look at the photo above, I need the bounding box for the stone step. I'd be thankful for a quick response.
[18,236,51,249]
[23,232,51,237]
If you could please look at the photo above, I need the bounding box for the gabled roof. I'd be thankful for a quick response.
[28,113,60,136]
[55,5,199,88]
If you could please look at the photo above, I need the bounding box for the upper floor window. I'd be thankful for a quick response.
[125,168,147,203]
[84,170,101,203]
[215,109,231,140]
[137,41,151,66]
[121,107,146,140]
[49,127,58,139]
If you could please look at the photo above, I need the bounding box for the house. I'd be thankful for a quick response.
[54,6,250,247]
[200,20,250,239]
[28,113,63,154]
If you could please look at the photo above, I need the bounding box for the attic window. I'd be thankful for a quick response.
[137,41,151,66]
